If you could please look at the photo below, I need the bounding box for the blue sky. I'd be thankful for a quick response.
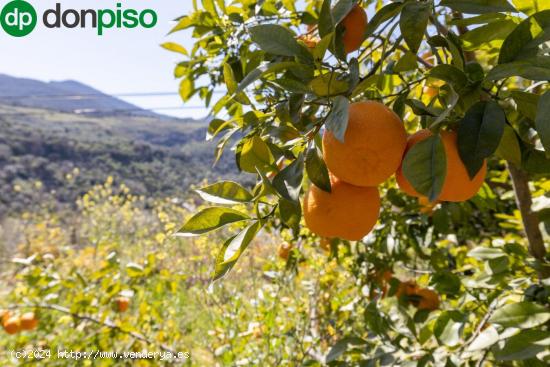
[0,0,205,118]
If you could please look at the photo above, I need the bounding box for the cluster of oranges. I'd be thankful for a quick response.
[1,310,38,335]
[301,3,486,242]
[374,271,440,311]
[303,101,487,241]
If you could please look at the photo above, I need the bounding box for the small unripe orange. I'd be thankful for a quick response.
[20,312,38,331]
[3,316,21,335]
[115,297,130,313]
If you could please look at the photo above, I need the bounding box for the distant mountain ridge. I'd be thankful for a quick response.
[0,74,156,116]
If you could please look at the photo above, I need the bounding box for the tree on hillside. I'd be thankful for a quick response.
[166,0,550,365]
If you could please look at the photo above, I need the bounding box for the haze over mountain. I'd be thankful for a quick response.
[0,74,242,215]
[0,74,157,116]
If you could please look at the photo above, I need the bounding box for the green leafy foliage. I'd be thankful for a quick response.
[458,101,506,178]
[402,135,447,201]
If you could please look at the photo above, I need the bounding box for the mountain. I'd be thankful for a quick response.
[0,76,245,215]
[0,74,156,116]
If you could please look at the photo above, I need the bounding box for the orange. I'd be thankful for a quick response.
[395,280,419,299]
[115,297,130,313]
[323,101,407,187]
[20,312,38,331]
[0,310,10,324]
[278,242,293,260]
[341,4,367,53]
[396,130,486,202]
[412,288,440,311]
[303,174,380,241]
[2,315,21,335]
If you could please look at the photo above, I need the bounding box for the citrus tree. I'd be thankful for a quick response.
[165,0,550,365]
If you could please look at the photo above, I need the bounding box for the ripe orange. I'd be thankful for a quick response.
[2,315,21,335]
[341,4,367,53]
[396,130,487,202]
[412,288,440,311]
[115,297,130,313]
[395,280,419,299]
[323,101,407,187]
[303,174,380,241]
[20,312,38,331]
[278,242,293,260]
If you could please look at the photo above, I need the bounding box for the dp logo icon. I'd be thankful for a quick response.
[1,0,37,37]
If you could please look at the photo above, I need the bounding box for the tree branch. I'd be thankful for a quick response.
[507,163,549,277]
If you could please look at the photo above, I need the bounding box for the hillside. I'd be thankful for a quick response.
[0,103,242,214]
[0,74,156,116]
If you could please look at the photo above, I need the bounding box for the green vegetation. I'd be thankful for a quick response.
[0,104,242,214]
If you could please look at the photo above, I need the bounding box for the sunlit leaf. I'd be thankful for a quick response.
[177,207,250,236]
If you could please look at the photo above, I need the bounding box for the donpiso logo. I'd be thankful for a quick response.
[0,0,37,37]
[0,1,157,37]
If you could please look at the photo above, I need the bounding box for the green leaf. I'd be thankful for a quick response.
[535,90,550,158]
[493,330,550,361]
[273,155,304,202]
[177,207,250,236]
[364,2,403,38]
[126,263,144,277]
[394,51,419,72]
[460,19,518,52]
[179,78,194,101]
[468,246,507,259]
[523,148,550,174]
[406,99,437,116]
[440,0,517,14]
[499,10,550,64]
[402,135,447,201]
[196,181,253,205]
[236,61,310,94]
[223,63,238,94]
[467,325,499,351]
[496,125,522,166]
[309,72,349,96]
[332,0,355,25]
[306,145,331,193]
[450,13,508,27]
[325,96,349,143]
[326,337,367,363]
[313,33,333,61]
[512,90,540,120]
[400,1,430,53]
[458,101,506,178]
[277,198,301,230]
[318,0,334,37]
[239,136,275,173]
[512,0,550,15]
[212,221,263,281]
[487,56,550,80]
[489,302,550,328]
[434,311,464,347]
[160,42,188,55]
[427,65,469,93]
[249,24,312,63]
[169,16,194,34]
